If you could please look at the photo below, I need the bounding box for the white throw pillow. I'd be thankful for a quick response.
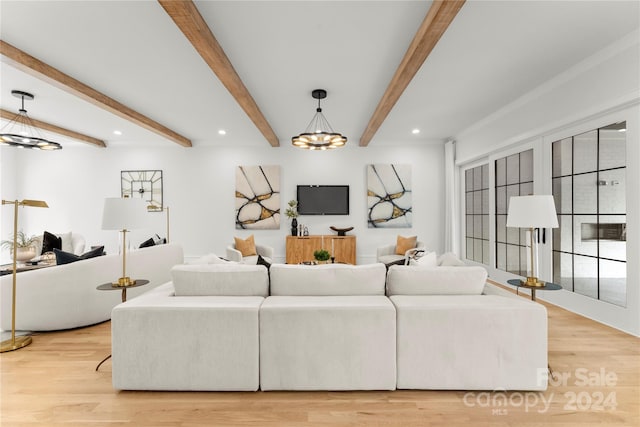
[409,250,437,267]
[187,253,235,265]
[386,265,488,296]
[437,252,466,266]
[57,232,73,253]
[172,264,268,296]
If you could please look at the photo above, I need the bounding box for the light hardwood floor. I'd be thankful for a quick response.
[1,286,638,427]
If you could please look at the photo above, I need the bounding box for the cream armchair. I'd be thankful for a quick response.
[226,244,274,264]
[376,240,425,265]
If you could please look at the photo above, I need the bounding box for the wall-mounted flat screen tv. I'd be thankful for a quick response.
[297,185,349,215]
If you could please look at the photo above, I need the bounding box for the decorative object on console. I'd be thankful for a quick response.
[235,165,280,230]
[1,230,39,262]
[367,164,412,228]
[329,226,353,236]
[121,170,163,212]
[1,198,48,353]
[313,249,330,262]
[285,200,298,236]
[506,195,559,287]
[291,89,347,150]
[102,197,148,287]
[0,90,62,150]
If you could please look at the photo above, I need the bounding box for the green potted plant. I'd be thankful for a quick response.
[313,249,330,263]
[285,200,299,236]
[1,230,39,262]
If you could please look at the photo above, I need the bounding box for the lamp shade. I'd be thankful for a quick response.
[102,198,148,231]
[506,195,559,228]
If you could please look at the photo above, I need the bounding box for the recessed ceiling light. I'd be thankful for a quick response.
[412,129,420,135]
[218,129,226,135]
[618,128,627,132]
[113,130,122,136]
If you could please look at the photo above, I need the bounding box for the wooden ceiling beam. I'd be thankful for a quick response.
[359,0,466,147]
[0,108,106,148]
[0,40,192,148]
[159,0,280,147]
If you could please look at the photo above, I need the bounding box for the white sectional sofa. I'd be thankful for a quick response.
[0,243,184,331]
[387,265,548,391]
[110,261,548,392]
[261,263,396,391]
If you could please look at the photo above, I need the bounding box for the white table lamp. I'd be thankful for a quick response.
[102,197,147,287]
[506,195,558,287]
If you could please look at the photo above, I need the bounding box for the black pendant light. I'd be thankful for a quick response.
[291,89,347,150]
[0,90,62,150]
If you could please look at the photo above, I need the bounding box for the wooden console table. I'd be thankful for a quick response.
[286,235,356,265]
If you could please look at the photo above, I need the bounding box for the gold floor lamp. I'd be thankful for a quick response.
[1,199,48,353]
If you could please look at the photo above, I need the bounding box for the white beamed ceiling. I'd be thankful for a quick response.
[1,1,638,149]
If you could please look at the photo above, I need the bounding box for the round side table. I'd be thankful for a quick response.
[506,279,562,301]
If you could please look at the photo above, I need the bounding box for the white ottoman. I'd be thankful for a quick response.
[390,294,548,391]
[260,295,396,391]
[112,283,263,391]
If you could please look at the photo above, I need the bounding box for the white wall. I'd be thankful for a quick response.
[0,143,444,265]
[455,32,640,336]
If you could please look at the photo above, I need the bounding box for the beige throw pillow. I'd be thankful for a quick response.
[234,235,257,257]
[396,235,417,255]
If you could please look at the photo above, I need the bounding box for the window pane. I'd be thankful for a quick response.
[599,215,626,261]
[520,182,533,197]
[474,166,482,191]
[573,130,597,174]
[553,176,572,214]
[474,239,483,263]
[507,223,519,245]
[573,255,598,299]
[575,215,598,257]
[599,123,626,170]
[496,243,506,271]
[482,164,489,189]
[482,189,489,214]
[552,137,572,177]
[553,252,573,291]
[483,241,490,265]
[466,193,473,214]
[599,259,626,307]
[496,214,506,243]
[466,215,473,238]
[506,154,520,185]
[473,190,482,214]
[506,244,520,274]
[496,158,506,186]
[474,215,482,239]
[465,169,473,191]
[554,215,572,253]
[506,184,519,214]
[496,186,506,214]
[573,173,597,214]
[466,238,473,260]
[598,169,625,214]
[520,149,533,182]
[482,216,490,240]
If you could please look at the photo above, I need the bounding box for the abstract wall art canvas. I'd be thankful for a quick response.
[235,165,280,229]
[367,164,412,228]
